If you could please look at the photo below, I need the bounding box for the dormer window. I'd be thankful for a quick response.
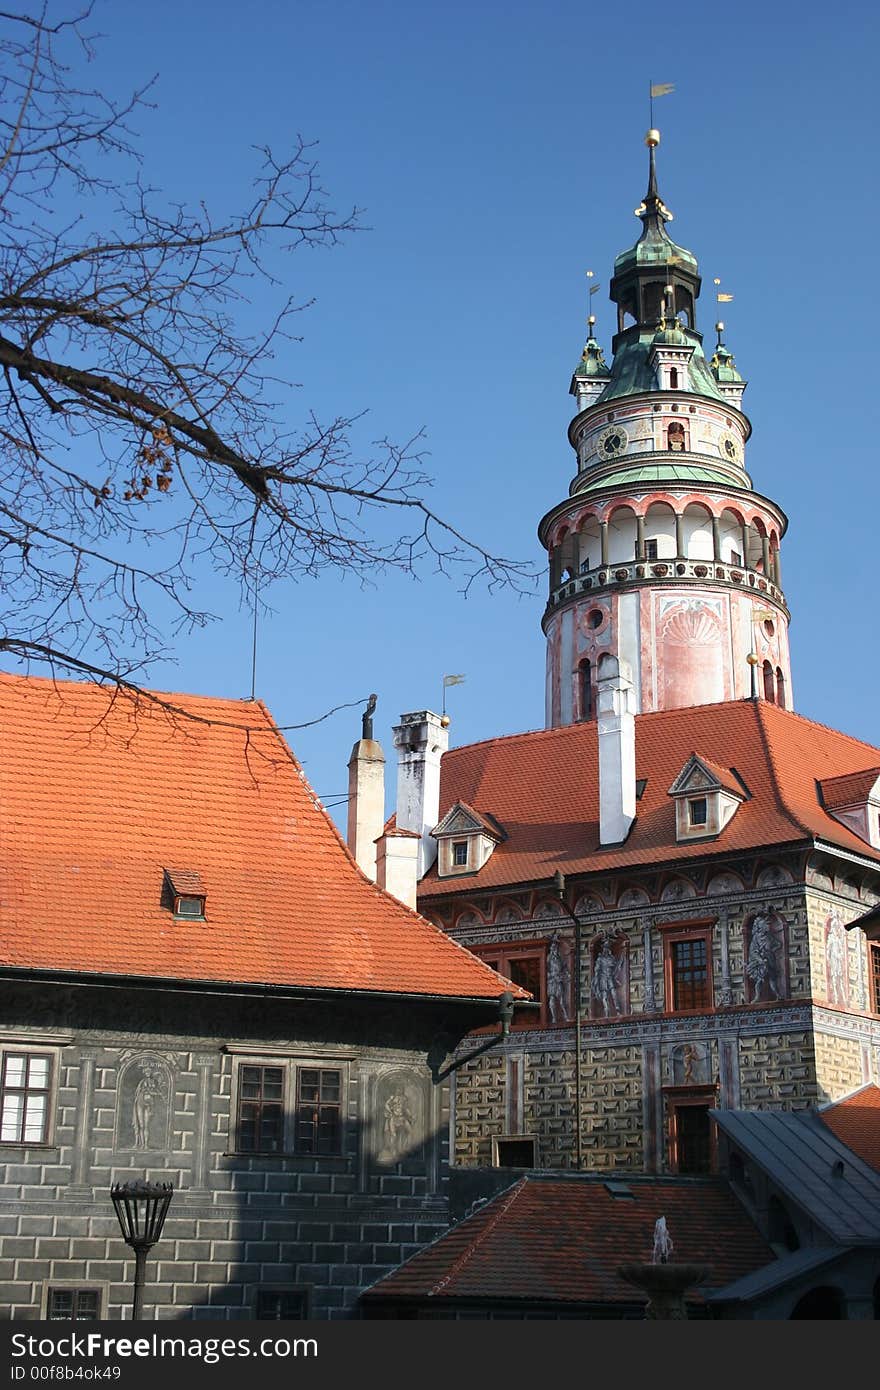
[667,755,745,842]
[432,803,505,878]
[164,869,207,919]
[175,894,205,918]
[818,768,880,851]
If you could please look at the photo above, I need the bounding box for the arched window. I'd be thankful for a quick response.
[763,661,775,703]
[776,667,786,709]
[669,367,679,389]
[579,659,592,721]
[667,422,686,451]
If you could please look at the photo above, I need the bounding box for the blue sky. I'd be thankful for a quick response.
[22,0,880,822]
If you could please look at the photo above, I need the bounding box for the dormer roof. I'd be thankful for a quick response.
[432,801,505,842]
[668,754,747,801]
[818,767,880,811]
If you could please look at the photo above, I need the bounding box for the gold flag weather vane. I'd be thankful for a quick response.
[714,276,734,304]
[649,80,674,125]
[441,673,465,716]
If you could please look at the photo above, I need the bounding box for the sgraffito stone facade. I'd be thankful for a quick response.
[431,850,880,1174]
[0,981,482,1320]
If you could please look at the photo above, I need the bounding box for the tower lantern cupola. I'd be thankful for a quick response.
[539,131,793,728]
[609,131,701,347]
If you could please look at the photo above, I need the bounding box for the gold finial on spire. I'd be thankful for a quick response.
[645,128,660,147]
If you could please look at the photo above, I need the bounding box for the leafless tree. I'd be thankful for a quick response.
[0,5,534,696]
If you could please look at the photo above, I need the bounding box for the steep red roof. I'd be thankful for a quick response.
[819,768,880,810]
[420,700,880,898]
[362,1175,774,1307]
[0,673,518,1000]
[819,1084,880,1172]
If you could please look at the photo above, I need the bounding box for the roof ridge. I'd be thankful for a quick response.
[759,699,880,759]
[752,702,814,840]
[430,1177,528,1296]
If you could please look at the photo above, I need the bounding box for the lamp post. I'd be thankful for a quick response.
[110,1180,173,1320]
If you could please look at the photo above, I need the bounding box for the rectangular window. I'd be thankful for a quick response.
[688,797,708,826]
[492,1135,538,1168]
[645,539,658,561]
[671,1102,713,1174]
[47,1288,101,1321]
[472,942,547,1028]
[0,1052,52,1144]
[237,1064,285,1153]
[256,1289,308,1320]
[295,1068,342,1155]
[871,945,880,1015]
[671,937,710,1010]
[452,840,469,867]
[730,550,742,566]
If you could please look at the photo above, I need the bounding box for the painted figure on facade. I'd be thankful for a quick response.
[591,936,624,1017]
[746,911,782,1002]
[825,912,848,1006]
[382,1082,414,1162]
[652,1216,674,1264]
[547,931,571,1024]
[132,1060,165,1150]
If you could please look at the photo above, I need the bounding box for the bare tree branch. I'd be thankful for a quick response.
[0,4,539,712]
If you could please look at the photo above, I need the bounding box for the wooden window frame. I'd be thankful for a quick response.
[665,1086,718,1174]
[870,943,880,1016]
[472,940,547,1028]
[452,840,469,868]
[44,1285,105,1320]
[659,919,715,1015]
[688,797,708,826]
[255,1286,310,1320]
[295,1067,343,1156]
[231,1057,346,1157]
[0,1048,57,1147]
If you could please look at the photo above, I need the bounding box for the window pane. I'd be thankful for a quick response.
[508,956,541,1001]
[27,1057,50,1087]
[24,1094,47,1142]
[672,938,709,1010]
[1,1093,23,1142]
[4,1056,25,1086]
[48,1290,74,1320]
[237,1065,286,1153]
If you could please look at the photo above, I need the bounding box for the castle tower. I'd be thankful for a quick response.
[540,132,792,728]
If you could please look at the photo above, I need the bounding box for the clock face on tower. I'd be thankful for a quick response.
[597,424,628,458]
[720,432,741,463]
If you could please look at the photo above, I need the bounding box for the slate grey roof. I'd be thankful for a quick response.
[711,1109,880,1244]
[705,1246,846,1305]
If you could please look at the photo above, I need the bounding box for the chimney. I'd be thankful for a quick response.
[392,710,449,877]
[346,695,385,881]
[597,654,636,845]
[376,829,420,910]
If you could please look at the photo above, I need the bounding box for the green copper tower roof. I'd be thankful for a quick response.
[596,327,725,404]
[571,333,611,381]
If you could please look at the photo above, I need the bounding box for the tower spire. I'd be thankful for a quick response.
[636,128,672,229]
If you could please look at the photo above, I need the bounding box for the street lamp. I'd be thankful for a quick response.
[110,1180,173,1320]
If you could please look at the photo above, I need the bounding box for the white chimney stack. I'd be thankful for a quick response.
[346,696,385,881]
[376,830,420,909]
[392,710,449,878]
[597,653,636,846]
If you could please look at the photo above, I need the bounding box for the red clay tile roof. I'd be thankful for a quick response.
[819,1084,880,1172]
[164,868,207,896]
[0,674,520,1001]
[819,768,880,810]
[362,1175,774,1306]
[420,700,880,899]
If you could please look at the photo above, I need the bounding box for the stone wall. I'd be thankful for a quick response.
[0,983,461,1320]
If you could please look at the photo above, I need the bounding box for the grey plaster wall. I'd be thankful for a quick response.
[0,983,464,1320]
